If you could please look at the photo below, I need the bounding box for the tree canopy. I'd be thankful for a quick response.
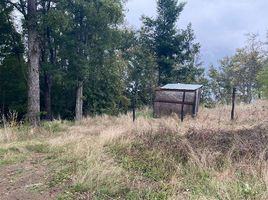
[142,0,201,85]
[0,0,267,124]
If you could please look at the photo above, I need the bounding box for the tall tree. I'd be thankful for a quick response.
[57,0,125,120]
[5,0,41,125]
[142,0,200,85]
[209,34,265,104]
[208,57,234,104]
[39,0,70,120]
[120,29,157,108]
[0,2,27,116]
[27,0,41,125]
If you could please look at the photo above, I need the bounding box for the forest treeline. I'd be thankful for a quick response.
[0,0,268,125]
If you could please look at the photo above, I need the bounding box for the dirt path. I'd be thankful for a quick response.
[0,153,59,200]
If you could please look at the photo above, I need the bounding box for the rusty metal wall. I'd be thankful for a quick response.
[153,89,198,117]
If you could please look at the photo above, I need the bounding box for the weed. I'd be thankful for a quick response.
[49,166,74,188]
[25,143,50,153]
[111,143,175,181]
[41,121,69,134]
[0,147,27,166]
[1,101,268,199]
[56,191,74,200]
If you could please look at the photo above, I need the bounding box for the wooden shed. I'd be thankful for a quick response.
[153,83,203,120]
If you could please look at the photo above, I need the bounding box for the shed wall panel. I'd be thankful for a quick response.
[155,90,195,103]
[154,102,194,117]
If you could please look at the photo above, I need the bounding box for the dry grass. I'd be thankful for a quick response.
[1,100,268,199]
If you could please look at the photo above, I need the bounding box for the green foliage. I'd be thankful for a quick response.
[56,192,74,200]
[0,2,27,115]
[1,0,209,119]
[49,166,73,188]
[125,190,169,200]
[136,109,154,119]
[41,121,69,133]
[48,0,126,117]
[209,34,266,104]
[108,127,268,199]
[0,147,27,166]
[25,143,50,153]
[257,62,268,98]
[142,0,203,85]
[110,136,177,182]
[121,29,157,108]
[208,58,234,104]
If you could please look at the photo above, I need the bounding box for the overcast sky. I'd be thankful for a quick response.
[125,0,268,67]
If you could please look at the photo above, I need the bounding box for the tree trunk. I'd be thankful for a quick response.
[44,73,52,120]
[27,0,41,126]
[75,83,83,121]
[1,91,5,114]
[246,85,252,104]
[44,26,54,121]
[158,65,161,86]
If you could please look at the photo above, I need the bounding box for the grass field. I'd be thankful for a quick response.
[0,101,268,199]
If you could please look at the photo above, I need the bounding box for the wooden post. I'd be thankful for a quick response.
[192,90,197,116]
[181,91,186,122]
[132,90,136,122]
[231,88,236,121]
[132,103,136,122]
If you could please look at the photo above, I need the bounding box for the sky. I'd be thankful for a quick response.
[125,0,268,67]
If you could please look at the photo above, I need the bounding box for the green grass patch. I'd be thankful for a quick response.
[180,165,219,199]
[110,139,176,182]
[41,120,72,134]
[49,165,74,188]
[48,154,79,189]
[89,185,169,200]
[136,109,154,119]
[0,147,27,166]
[125,190,169,200]
[233,172,267,200]
[25,143,50,153]
[108,129,268,199]
[56,191,74,200]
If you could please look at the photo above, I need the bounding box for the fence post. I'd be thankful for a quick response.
[181,91,186,122]
[231,88,236,120]
[132,103,136,122]
[132,90,136,122]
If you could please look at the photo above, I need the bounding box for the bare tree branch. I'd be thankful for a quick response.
[5,0,27,18]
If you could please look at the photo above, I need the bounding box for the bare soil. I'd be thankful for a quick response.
[0,153,60,200]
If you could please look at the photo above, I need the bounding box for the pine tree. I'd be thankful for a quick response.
[142,0,201,85]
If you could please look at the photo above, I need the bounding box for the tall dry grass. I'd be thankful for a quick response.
[46,101,268,198]
[1,101,267,198]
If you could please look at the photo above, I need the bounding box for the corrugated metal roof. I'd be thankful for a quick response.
[161,83,203,91]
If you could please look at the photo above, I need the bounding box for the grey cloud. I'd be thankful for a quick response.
[125,0,268,67]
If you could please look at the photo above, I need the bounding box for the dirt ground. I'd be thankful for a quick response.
[0,153,59,200]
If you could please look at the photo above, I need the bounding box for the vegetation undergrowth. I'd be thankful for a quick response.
[0,101,268,199]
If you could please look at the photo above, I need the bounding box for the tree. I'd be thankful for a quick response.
[121,29,157,109]
[209,34,265,104]
[26,0,41,126]
[0,2,27,116]
[142,0,201,85]
[257,62,268,98]
[57,0,125,120]
[208,57,234,104]
[4,0,41,125]
[232,34,264,103]
[1,0,208,121]
[39,0,69,120]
